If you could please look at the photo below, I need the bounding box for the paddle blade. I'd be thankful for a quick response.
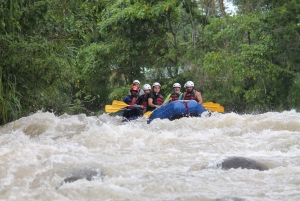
[206,106,224,113]
[203,102,221,107]
[217,106,225,113]
[143,111,153,118]
[112,100,142,109]
[202,102,224,113]
[203,102,214,105]
[105,105,122,113]
[112,100,130,108]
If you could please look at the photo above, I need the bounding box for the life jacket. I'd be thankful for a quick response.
[129,96,137,105]
[184,90,196,101]
[147,92,164,111]
[170,92,182,101]
[140,94,148,107]
[124,95,138,105]
[154,93,164,105]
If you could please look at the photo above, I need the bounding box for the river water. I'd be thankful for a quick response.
[0,110,299,201]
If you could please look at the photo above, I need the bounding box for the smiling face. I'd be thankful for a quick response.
[173,87,181,93]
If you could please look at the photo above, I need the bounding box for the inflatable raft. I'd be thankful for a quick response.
[147,100,207,123]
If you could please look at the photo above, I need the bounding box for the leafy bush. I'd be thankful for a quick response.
[108,86,131,103]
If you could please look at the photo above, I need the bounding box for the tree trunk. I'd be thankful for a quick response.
[186,0,196,50]
[218,0,227,18]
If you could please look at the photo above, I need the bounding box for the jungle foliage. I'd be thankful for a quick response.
[0,0,299,125]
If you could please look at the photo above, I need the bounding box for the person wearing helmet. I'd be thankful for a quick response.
[147,82,164,111]
[169,83,183,102]
[136,84,151,114]
[128,80,144,96]
[182,81,203,104]
[183,82,187,92]
[123,86,143,118]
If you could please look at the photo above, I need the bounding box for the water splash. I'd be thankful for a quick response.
[0,110,300,200]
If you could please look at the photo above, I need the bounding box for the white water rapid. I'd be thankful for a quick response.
[0,111,300,200]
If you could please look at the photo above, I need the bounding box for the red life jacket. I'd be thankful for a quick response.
[170,92,181,101]
[184,90,196,100]
[140,94,148,107]
[151,93,163,105]
[155,94,164,105]
[129,96,137,105]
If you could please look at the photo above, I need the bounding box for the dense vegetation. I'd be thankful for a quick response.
[1,0,300,125]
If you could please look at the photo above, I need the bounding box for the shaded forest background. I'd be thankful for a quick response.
[1,0,300,125]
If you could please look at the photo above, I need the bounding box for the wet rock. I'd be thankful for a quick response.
[56,167,105,189]
[219,156,268,171]
[63,168,105,183]
[216,196,246,201]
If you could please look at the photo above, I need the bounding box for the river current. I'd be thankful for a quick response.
[0,110,299,201]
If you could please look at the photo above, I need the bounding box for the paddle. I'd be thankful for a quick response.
[105,105,123,113]
[163,94,171,104]
[202,102,225,113]
[143,101,170,118]
[112,100,141,109]
[105,101,141,113]
[105,105,136,117]
[143,110,155,118]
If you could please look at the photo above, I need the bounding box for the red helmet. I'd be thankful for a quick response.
[130,86,139,92]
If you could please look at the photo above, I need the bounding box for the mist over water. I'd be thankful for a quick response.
[0,110,300,200]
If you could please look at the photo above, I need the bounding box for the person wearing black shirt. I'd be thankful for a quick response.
[147,82,164,112]
[136,84,151,114]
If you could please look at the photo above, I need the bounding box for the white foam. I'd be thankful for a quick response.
[0,111,300,200]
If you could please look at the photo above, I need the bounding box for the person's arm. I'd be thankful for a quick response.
[138,89,144,96]
[182,92,186,100]
[148,97,161,109]
[196,91,203,104]
[136,96,144,109]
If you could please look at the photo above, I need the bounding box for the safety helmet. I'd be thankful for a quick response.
[184,83,187,88]
[152,82,161,88]
[132,80,140,85]
[130,86,139,92]
[185,81,194,87]
[173,83,181,88]
[143,84,151,90]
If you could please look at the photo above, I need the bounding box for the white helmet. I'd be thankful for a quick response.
[184,83,187,88]
[185,81,194,87]
[152,82,161,88]
[143,84,151,90]
[132,80,140,84]
[173,83,181,88]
